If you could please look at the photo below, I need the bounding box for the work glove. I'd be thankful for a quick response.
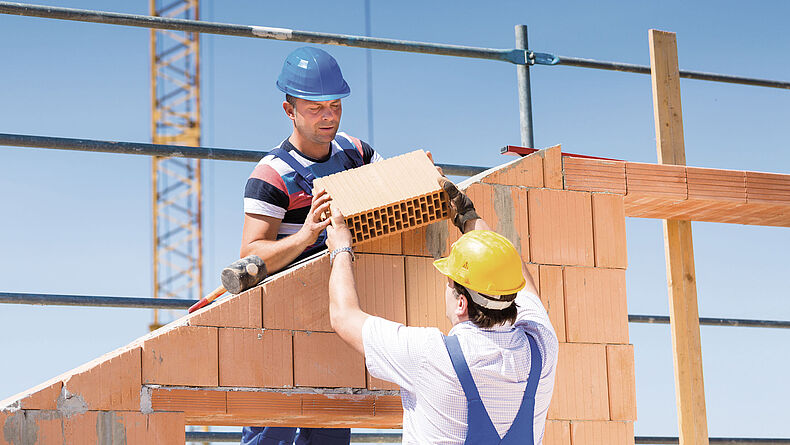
[439,177,480,232]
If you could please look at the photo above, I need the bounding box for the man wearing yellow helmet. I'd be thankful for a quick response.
[326,177,558,445]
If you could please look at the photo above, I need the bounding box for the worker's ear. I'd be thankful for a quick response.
[283,101,296,120]
[455,293,469,319]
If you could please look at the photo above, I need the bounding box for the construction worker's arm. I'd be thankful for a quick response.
[325,207,369,355]
[440,177,539,296]
[240,190,333,274]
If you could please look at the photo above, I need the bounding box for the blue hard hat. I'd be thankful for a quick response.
[276,47,351,101]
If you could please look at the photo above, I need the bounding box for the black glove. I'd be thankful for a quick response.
[439,177,480,232]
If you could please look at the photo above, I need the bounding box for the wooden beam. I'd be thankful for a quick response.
[649,29,709,445]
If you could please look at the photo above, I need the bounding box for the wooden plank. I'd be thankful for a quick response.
[650,28,709,445]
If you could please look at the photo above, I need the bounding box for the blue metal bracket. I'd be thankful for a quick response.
[529,51,559,65]
[504,49,558,65]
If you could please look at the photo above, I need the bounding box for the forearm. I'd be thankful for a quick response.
[328,252,369,354]
[242,230,314,273]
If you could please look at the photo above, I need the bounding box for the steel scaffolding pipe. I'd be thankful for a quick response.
[0,292,196,310]
[0,2,528,65]
[0,132,488,177]
[4,292,790,330]
[628,314,790,330]
[1,2,789,90]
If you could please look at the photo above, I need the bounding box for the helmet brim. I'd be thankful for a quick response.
[276,81,350,102]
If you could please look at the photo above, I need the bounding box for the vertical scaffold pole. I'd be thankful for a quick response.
[515,24,534,148]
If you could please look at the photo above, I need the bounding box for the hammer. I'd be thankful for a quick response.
[188,255,267,313]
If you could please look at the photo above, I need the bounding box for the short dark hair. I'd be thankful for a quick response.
[452,281,518,329]
[285,94,297,107]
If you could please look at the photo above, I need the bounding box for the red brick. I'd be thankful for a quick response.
[293,331,366,388]
[402,220,450,258]
[464,183,529,262]
[607,345,637,421]
[0,379,62,410]
[63,411,99,443]
[746,171,790,204]
[142,325,219,386]
[189,286,262,328]
[356,254,407,324]
[227,391,302,417]
[367,371,399,390]
[544,420,571,445]
[219,328,293,388]
[570,421,634,445]
[262,255,332,331]
[118,411,185,445]
[528,189,594,266]
[314,150,448,244]
[0,411,63,444]
[404,256,452,334]
[538,265,566,343]
[564,157,626,194]
[548,343,609,420]
[482,150,543,187]
[302,393,375,418]
[687,166,746,203]
[563,267,628,344]
[592,193,628,269]
[150,388,226,415]
[626,162,687,199]
[64,346,141,411]
[542,145,564,189]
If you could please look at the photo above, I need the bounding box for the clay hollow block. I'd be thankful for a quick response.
[563,157,626,195]
[313,150,449,244]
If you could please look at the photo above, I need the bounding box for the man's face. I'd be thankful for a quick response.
[287,97,342,146]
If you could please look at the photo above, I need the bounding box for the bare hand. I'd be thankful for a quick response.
[325,204,353,251]
[298,189,333,244]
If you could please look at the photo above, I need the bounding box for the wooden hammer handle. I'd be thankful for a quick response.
[187,285,226,314]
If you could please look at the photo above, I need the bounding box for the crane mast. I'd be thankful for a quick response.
[149,0,202,329]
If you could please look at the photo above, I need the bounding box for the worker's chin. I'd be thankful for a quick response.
[316,129,338,141]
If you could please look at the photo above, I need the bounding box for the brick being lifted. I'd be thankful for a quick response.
[313,150,450,244]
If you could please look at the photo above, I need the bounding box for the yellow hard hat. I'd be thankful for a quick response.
[433,230,525,296]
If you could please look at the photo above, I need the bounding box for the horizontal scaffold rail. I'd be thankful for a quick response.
[0,132,487,177]
[1,2,789,89]
[3,292,789,330]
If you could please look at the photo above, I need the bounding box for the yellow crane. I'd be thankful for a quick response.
[149,0,203,330]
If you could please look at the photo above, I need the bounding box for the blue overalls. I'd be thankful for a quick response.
[442,332,543,445]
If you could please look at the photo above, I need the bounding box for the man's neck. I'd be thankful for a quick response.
[288,133,331,161]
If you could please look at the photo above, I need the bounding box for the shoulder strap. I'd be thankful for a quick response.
[443,335,500,444]
[269,144,315,195]
[500,333,542,444]
[443,335,482,402]
[333,134,364,169]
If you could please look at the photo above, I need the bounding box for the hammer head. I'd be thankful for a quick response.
[221,255,267,294]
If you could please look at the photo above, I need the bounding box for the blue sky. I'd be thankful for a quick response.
[1,0,789,440]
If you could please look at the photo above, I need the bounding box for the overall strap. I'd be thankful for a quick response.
[333,134,364,169]
[500,333,542,445]
[269,143,315,195]
[443,335,500,444]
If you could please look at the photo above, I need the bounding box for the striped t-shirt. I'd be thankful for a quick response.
[244,132,382,261]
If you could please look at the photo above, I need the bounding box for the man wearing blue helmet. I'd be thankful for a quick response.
[240,47,381,445]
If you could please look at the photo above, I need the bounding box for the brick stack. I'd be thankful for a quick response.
[564,155,790,227]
